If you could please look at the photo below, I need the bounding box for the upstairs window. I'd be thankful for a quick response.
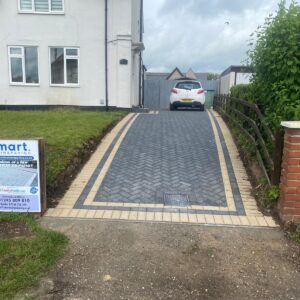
[19,0,64,14]
[8,46,39,85]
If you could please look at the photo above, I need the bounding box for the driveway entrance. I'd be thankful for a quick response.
[46,110,276,227]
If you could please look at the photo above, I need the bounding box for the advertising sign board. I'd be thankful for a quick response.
[0,140,45,213]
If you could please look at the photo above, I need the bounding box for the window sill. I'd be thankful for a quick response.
[50,84,80,88]
[9,83,40,87]
[18,11,65,16]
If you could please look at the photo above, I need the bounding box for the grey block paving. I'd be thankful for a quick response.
[95,111,227,206]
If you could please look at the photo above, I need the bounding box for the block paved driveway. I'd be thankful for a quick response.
[96,111,225,206]
[46,110,277,227]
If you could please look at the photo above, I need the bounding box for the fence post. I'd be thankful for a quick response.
[279,121,300,222]
[243,102,250,129]
[220,94,223,111]
[38,139,47,214]
[213,95,217,110]
[227,95,232,117]
[271,130,284,186]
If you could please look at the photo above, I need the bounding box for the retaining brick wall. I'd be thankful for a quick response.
[280,124,300,222]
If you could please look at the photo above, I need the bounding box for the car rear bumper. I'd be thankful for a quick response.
[172,101,204,108]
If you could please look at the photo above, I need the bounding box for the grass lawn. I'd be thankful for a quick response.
[0,213,68,299]
[0,109,126,299]
[0,110,126,193]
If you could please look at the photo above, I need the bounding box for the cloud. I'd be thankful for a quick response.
[159,0,264,16]
[143,0,296,73]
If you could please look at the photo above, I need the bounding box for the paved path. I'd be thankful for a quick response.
[45,110,276,227]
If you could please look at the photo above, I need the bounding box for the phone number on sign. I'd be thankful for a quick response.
[0,197,30,203]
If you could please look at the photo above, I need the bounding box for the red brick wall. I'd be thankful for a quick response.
[280,128,300,221]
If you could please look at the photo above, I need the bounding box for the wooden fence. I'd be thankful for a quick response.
[214,94,284,186]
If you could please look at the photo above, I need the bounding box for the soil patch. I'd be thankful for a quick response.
[0,221,31,240]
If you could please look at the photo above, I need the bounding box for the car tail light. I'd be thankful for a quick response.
[197,89,205,94]
[171,88,178,94]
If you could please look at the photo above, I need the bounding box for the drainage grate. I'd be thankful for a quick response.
[164,194,190,206]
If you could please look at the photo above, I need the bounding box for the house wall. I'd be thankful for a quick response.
[131,0,142,107]
[0,0,106,107]
[108,0,134,108]
[236,72,252,85]
[0,0,142,108]
[219,72,252,94]
[219,72,235,94]
[107,0,141,108]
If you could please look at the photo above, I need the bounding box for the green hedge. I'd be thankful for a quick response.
[247,1,300,129]
[230,84,255,102]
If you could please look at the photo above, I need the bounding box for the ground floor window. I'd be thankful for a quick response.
[8,46,39,85]
[50,47,79,86]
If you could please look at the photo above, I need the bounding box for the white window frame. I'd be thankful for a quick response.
[49,47,80,87]
[18,0,65,15]
[8,46,40,86]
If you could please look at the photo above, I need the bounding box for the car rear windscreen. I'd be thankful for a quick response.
[175,82,201,90]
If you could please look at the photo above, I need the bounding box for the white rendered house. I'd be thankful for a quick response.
[217,66,252,95]
[0,0,144,109]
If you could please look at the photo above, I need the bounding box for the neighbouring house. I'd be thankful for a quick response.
[166,67,184,80]
[0,0,145,109]
[217,65,252,95]
[185,68,197,80]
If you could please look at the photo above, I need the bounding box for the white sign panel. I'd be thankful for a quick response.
[0,140,41,212]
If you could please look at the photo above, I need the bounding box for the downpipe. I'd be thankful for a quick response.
[105,0,109,111]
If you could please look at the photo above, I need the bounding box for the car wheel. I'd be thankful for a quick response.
[200,105,205,112]
[170,104,174,111]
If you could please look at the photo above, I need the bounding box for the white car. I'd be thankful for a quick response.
[170,81,206,111]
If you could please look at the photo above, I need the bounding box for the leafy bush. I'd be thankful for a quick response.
[267,186,280,204]
[230,84,255,102]
[207,73,219,80]
[231,124,256,158]
[247,1,300,129]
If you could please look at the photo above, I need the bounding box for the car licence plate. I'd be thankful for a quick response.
[182,99,192,103]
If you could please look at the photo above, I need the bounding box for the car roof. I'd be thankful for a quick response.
[175,80,202,87]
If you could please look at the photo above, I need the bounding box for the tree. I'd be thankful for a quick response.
[207,73,219,80]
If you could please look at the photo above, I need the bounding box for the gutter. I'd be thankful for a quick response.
[105,0,109,111]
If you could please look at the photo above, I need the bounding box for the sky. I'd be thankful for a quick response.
[143,0,295,73]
